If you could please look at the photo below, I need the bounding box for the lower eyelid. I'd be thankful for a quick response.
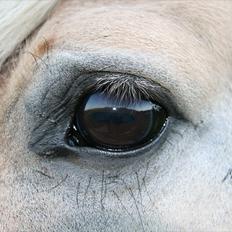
[45,117,171,162]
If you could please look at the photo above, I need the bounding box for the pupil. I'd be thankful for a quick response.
[75,91,167,150]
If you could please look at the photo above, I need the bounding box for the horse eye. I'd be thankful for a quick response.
[67,91,168,152]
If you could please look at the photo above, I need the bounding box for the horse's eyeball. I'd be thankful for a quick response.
[68,91,168,152]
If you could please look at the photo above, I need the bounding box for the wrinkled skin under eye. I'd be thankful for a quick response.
[68,91,168,151]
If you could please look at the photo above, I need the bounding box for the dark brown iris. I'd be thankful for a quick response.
[73,91,167,151]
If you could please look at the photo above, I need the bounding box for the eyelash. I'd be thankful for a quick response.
[77,71,176,114]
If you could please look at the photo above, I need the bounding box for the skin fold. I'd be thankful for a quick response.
[0,0,232,231]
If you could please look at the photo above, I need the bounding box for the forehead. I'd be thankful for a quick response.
[38,1,199,53]
[37,0,230,53]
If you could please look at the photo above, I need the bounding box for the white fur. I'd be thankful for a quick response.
[0,0,59,69]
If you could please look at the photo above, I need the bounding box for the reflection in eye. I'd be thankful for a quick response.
[67,91,168,152]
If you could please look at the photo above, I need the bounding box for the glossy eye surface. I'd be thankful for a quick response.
[71,91,168,151]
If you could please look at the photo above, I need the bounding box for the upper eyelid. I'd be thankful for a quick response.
[31,49,186,120]
[34,49,170,82]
